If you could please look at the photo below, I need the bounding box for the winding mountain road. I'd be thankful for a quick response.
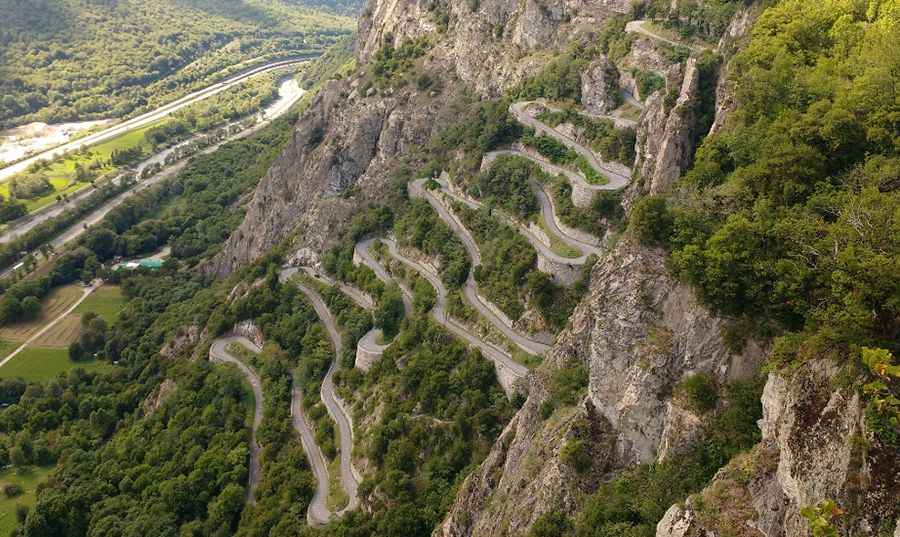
[298,266,393,360]
[509,101,632,190]
[408,179,552,356]
[354,238,528,394]
[422,176,600,264]
[208,336,265,504]
[0,57,314,183]
[295,284,360,516]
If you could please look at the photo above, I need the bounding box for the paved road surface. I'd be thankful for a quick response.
[509,101,632,190]
[0,281,99,370]
[354,238,529,388]
[0,57,313,182]
[208,336,265,504]
[422,177,595,265]
[0,82,306,279]
[408,180,551,356]
[625,20,708,54]
[295,284,360,515]
[1,77,306,245]
[290,372,333,526]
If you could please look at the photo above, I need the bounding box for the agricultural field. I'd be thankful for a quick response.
[0,284,84,343]
[0,285,125,381]
[0,466,54,536]
[73,286,126,324]
[0,346,116,383]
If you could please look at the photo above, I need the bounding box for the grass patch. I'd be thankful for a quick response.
[0,466,54,536]
[30,315,80,348]
[326,457,349,512]
[73,285,125,324]
[0,346,116,382]
[0,284,83,343]
[0,340,16,361]
[534,216,581,258]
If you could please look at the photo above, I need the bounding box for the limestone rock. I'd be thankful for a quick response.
[581,56,620,114]
[437,238,765,536]
[633,58,701,198]
[656,361,900,537]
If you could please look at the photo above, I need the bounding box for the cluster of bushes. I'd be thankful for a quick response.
[393,199,470,289]
[67,313,108,361]
[334,316,514,537]
[9,174,54,200]
[638,0,743,42]
[535,108,636,166]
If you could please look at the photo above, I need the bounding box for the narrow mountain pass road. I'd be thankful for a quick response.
[208,336,265,505]
[295,284,361,515]
[0,56,314,182]
[624,20,708,54]
[423,176,595,265]
[509,101,632,191]
[353,238,528,395]
[408,180,552,356]
[290,374,333,526]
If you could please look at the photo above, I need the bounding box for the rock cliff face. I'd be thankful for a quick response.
[359,0,638,97]
[211,0,640,276]
[656,360,900,537]
[633,57,701,198]
[581,56,620,114]
[436,238,766,536]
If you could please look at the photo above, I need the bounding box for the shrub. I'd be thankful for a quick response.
[3,483,22,498]
[675,373,718,414]
[560,438,592,472]
[629,195,673,244]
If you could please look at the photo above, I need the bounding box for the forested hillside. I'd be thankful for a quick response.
[0,0,355,128]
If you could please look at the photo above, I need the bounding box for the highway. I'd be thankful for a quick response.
[0,56,313,183]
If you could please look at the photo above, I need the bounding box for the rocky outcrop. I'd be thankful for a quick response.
[656,361,900,537]
[710,4,763,134]
[437,238,766,536]
[231,320,265,348]
[359,0,637,98]
[633,57,701,198]
[141,378,177,416]
[160,324,200,359]
[581,56,620,114]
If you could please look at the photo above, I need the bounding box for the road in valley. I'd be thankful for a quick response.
[0,80,306,278]
[0,57,314,183]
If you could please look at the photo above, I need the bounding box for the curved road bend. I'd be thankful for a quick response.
[408,179,551,356]
[509,101,632,190]
[291,373,334,526]
[379,239,530,380]
[295,284,361,515]
[354,238,529,384]
[0,57,313,182]
[421,177,599,264]
[353,238,414,317]
[208,336,265,504]
[287,266,392,363]
[527,179,604,253]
